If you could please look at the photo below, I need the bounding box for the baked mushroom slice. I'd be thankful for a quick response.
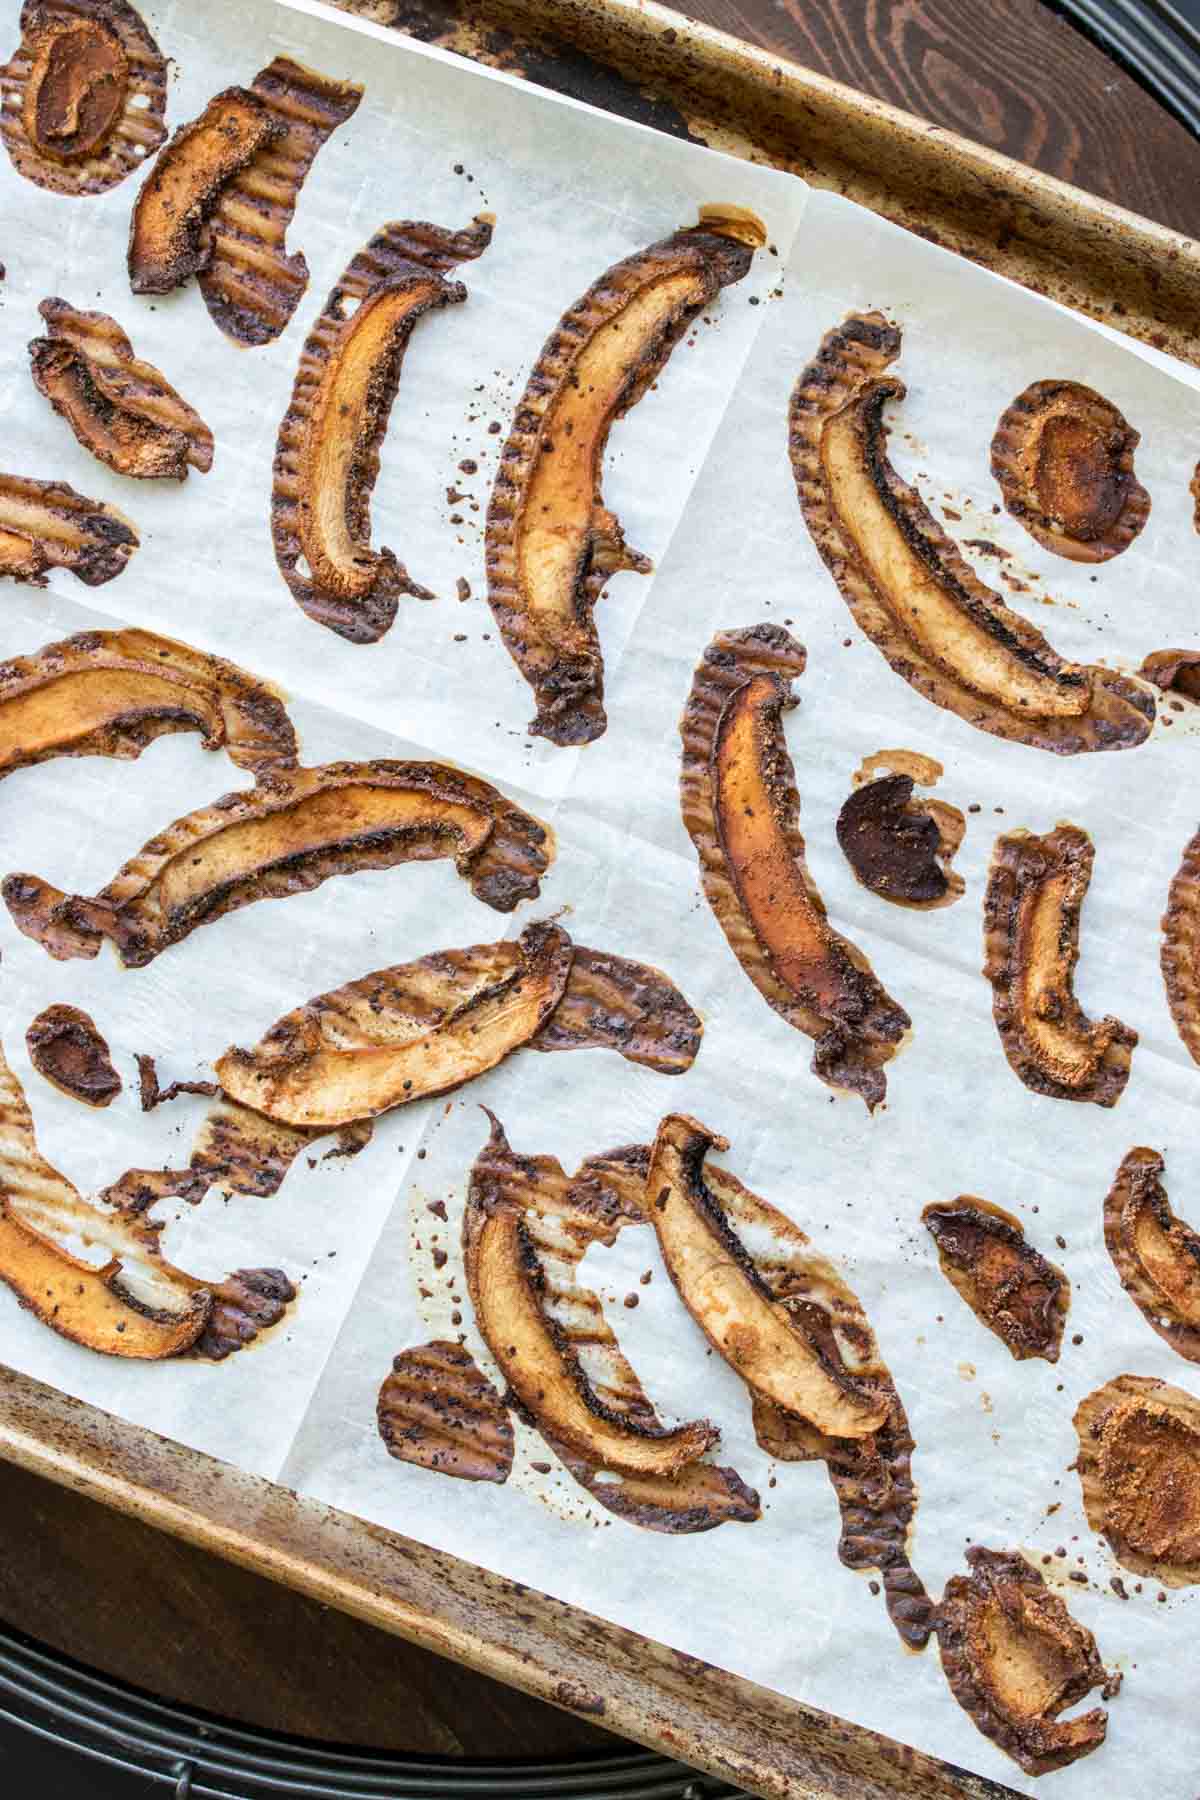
[935,1547,1115,1776]
[0,472,137,586]
[1160,824,1200,1071]
[29,298,213,479]
[1,0,166,195]
[0,625,297,782]
[527,943,702,1074]
[990,380,1150,562]
[1074,1374,1200,1586]
[788,314,1154,754]
[3,759,552,966]
[922,1197,1069,1362]
[1192,458,1200,533]
[378,1340,514,1483]
[216,922,574,1129]
[26,1003,120,1106]
[645,1114,889,1437]
[983,823,1137,1105]
[487,211,761,744]
[273,217,493,643]
[836,771,964,908]
[1103,1147,1200,1362]
[1139,648,1200,702]
[680,623,909,1110]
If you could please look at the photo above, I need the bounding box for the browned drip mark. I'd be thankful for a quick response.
[135,1054,217,1112]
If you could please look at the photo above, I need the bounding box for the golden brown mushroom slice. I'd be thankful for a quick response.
[0,625,297,782]
[3,759,552,966]
[26,1003,120,1107]
[922,1197,1069,1362]
[1139,647,1200,702]
[29,298,213,479]
[1103,1147,1200,1363]
[990,379,1150,562]
[465,1116,756,1527]
[983,823,1137,1105]
[217,922,573,1129]
[836,773,964,909]
[935,1547,1115,1776]
[788,314,1154,754]
[378,1340,514,1484]
[0,471,137,586]
[527,943,702,1074]
[273,217,494,643]
[1074,1373,1200,1586]
[680,623,909,1110]
[487,212,761,745]
[1192,458,1200,533]
[645,1114,889,1437]
[1,0,166,195]
[1161,824,1200,1070]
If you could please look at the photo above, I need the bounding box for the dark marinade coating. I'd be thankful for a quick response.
[26,1003,120,1106]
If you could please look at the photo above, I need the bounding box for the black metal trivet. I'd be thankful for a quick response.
[1052,0,1200,139]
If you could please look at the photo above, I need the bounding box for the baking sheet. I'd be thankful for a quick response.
[3,1,1200,1793]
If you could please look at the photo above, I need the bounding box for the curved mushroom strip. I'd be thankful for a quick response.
[0,626,297,782]
[3,760,552,965]
[273,217,493,643]
[528,943,702,1074]
[30,298,213,479]
[26,1003,120,1106]
[465,1116,756,1528]
[217,922,574,1129]
[1103,1148,1200,1362]
[1140,647,1200,702]
[788,314,1154,754]
[1074,1374,1200,1586]
[922,1197,1069,1362]
[836,773,964,908]
[487,213,761,745]
[680,623,909,1110]
[465,1119,719,1481]
[1160,825,1200,1069]
[646,1114,889,1437]
[935,1547,1115,1776]
[983,823,1136,1105]
[1193,459,1200,533]
[0,471,137,587]
[1,0,166,195]
[990,379,1150,562]
[378,1340,514,1484]
[0,1044,292,1358]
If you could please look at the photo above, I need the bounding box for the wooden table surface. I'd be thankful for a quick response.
[3,0,1197,1770]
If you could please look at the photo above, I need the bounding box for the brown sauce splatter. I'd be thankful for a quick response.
[26,1003,120,1107]
[922,1197,1069,1361]
[135,1054,217,1113]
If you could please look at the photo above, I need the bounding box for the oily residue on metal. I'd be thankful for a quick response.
[1074,1373,1200,1586]
[1103,1147,1200,1363]
[0,471,137,587]
[922,1197,1069,1362]
[836,772,964,908]
[26,1003,121,1107]
[679,622,909,1110]
[378,1339,514,1482]
[990,380,1150,562]
[1,0,166,195]
[528,944,702,1074]
[272,217,493,642]
[983,823,1137,1105]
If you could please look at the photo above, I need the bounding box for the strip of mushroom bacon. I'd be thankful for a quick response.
[1160,824,1200,1069]
[921,1198,1069,1362]
[0,472,137,587]
[0,1043,293,1360]
[27,1004,121,1107]
[990,380,1150,562]
[2,760,552,966]
[0,626,297,783]
[1,0,166,195]
[486,210,763,745]
[272,217,493,643]
[680,624,909,1110]
[788,314,1154,754]
[1103,1148,1200,1363]
[1074,1373,1200,1586]
[983,823,1137,1105]
[29,299,213,480]
[378,1341,515,1485]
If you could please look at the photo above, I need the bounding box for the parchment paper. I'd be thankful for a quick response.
[3,1,1200,1792]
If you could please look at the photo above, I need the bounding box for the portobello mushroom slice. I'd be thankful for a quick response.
[487,211,761,744]
[1103,1148,1200,1363]
[935,1547,1115,1776]
[922,1197,1069,1362]
[29,298,213,479]
[680,623,909,1109]
[1139,647,1200,702]
[378,1340,514,1484]
[0,471,137,586]
[26,1003,120,1106]
[788,313,1153,754]
[3,759,552,966]
[983,823,1136,1105]
[1,0,166,195]
[527,943,702,1074]
[465,1115,720,1482]
[273,217,493,643]
[990,379,1150,562]
[836,764,964,909]
[645,1114,889,1437]
[1160,824,1200,1069]
[1074,1374,1200,1586]
[0,625,297,781]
